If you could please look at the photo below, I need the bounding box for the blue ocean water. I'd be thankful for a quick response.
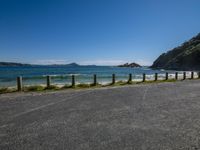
[0,66,174,87]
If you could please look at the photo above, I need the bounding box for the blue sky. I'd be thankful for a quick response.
[0,0,200,65]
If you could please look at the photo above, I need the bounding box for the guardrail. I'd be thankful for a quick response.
[14,71,200,91]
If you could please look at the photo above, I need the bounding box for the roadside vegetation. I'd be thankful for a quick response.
[0,87,16,94]
[0,78,195,94]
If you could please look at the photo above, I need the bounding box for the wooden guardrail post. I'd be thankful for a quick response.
[46,75,51,88]
[17,76,22,91]
[143,73,146,82]
[165,72,168,80]
[175,72,178,80]
[93,74,97,86]
[155,73,158,81]
[112,74,115,84]
[191,72,194,79]
[72,75,75,87]
[128,74,132,83]
[183,72,186,80]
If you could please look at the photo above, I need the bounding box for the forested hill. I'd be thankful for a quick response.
[151,33,200,70]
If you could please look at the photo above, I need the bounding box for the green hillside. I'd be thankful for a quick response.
[151,33,200,70]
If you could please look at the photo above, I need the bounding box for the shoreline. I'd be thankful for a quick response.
[0,72,197,88]
[1,73,199,94]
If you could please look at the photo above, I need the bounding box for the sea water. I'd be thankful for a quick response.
[0,66,190,87]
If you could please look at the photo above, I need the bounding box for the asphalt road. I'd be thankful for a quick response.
[1,80,200,150]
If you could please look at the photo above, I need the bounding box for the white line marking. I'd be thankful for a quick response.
[142,85,150,100]
[12,91,92,118]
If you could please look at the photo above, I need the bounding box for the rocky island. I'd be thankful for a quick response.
[151,33,200,70]
[117,62,141,68]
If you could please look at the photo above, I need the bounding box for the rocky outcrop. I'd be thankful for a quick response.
[118,62,141,68]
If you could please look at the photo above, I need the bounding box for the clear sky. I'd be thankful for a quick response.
[0,0,200,66]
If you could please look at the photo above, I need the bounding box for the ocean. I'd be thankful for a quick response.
[0,66,188,87]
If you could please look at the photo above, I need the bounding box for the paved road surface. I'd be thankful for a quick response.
[1,80,200,150]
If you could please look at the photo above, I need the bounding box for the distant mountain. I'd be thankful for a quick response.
[0,62,31,67]
[151,33,200,70]
[117,62,141,68]
[0,62,81,67]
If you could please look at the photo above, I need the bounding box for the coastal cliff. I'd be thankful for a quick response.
[151,33,200,70]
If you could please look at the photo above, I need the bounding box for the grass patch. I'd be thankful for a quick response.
[1,78,197,94]
[115,81,128,86]
[61,84,72,89]
[45,85,59,90]
[137,79,177,84]
[0,87,16,94]
[24,85,45,92]
[0,87,9,93]
[76,83,102,89]
[102,83,113,87]
[90,83,101,87]
[102,80,131,87]
[127,80,134,84]
[77,84,90,88]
